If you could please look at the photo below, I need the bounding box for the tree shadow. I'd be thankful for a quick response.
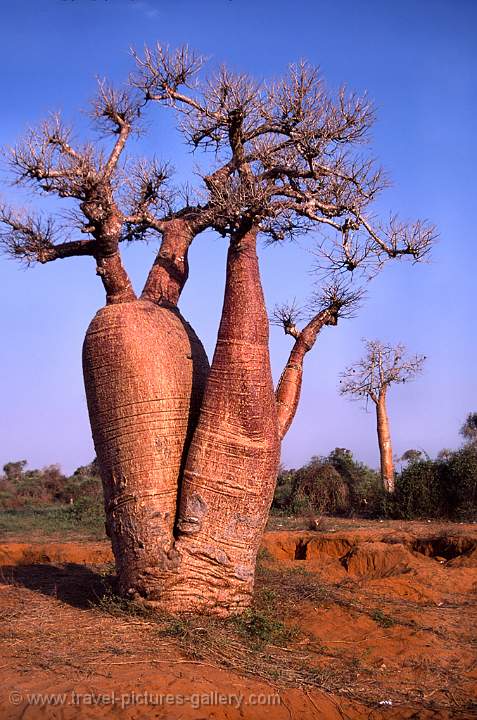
[0,562,114,609]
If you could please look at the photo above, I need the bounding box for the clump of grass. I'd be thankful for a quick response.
[370,609,395,628]
[91,584,156,621]
[232,608,297,648]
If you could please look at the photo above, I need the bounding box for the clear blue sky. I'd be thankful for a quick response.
[0,0,475,475]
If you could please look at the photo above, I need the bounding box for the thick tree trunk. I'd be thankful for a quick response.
[157,228,280,615]
[83,299,209,599]
[376,393,395,493]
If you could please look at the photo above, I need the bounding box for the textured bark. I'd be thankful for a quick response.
[376,393,395,493]
[275,310,336,441]
[275,339,308,441]
[156,228,280,615]
[95,251,136,305]
[83,299,209,598]
[141,220,193,305]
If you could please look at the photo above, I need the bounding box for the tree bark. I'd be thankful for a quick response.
[157,227,280,615]
[83,300,209,598]
[275,338,308,441]
[141,220,193,305]
[275,310,335,441]
[376,393,395,492]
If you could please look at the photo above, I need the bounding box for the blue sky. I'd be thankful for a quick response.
[0,0,475,474]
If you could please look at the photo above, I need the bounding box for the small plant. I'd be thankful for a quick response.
[371,609,395,628]
[91,585,155,621]
[160,618,191,639]
[256,547,273,562]
[232,608,297,648]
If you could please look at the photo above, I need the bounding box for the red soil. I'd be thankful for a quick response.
[1,520,476,719]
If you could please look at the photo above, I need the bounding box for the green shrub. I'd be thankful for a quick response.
[394,459,445,518]
[272,440,476,521]
[394,443,477,520]
[272,449,383,517]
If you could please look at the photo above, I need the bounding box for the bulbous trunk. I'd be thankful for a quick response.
[376,394,395,493]
[82,299,209,599]
[158,229,280,615]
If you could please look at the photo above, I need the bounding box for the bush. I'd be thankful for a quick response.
[273,440,477,521]
[292,459,350,515]
[394,459,446,518]
[68,495,105,527]
[394,443,477,520]
[325,448,385,517]
[0,458,102,510]
[272,449,383,517]
[442,443,477,519]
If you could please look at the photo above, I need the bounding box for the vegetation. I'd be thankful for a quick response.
[2,408,475,537]
[0,460,105,537]
[272,417,477,521]
[273,448,386,518]
[396,442,477,520]
[2,409,475,536]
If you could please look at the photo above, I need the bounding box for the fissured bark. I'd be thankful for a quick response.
[156,228,280,615]
[82,299,209,598]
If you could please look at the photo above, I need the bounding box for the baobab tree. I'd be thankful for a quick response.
[0,45,435,614]
[340,340,426,492]
[0,80,213,599]
[128,45,434,610]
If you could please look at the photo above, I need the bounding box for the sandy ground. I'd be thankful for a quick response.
[0,519,476,719]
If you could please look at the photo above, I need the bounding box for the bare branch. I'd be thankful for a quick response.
[339,339,426,405]
[91,80,144,177]
[308,279,365,321]
[131,43,205,103]
[271,300,305,338]
[121,157,174,226]
[351,212,437,263]
[6,113,99,200]
[0,202,96,265]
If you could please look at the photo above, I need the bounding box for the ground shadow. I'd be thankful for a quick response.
[0,562,114,609]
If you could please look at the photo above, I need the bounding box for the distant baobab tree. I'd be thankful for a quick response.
[340,340,426,492]
[0,44,435,615]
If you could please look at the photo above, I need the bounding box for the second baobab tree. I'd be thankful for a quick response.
[340,341,426,492]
